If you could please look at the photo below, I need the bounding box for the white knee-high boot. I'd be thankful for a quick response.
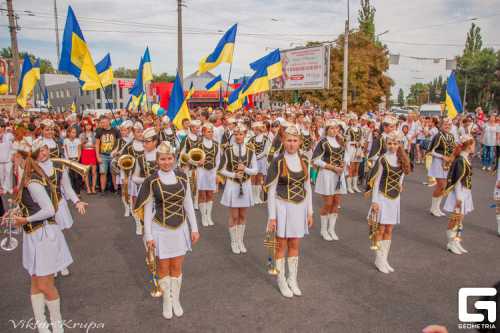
[346,177,354,193]
[286,257,302,296]
[374,248,390,274]
[320,215,333,241]
[134,216,143,235]
[159,276,173,319]
[229,226,240,254]
[171,275,184,317]
[435,196,445,216]
[446,230,462,255]
[380,240,394,272]
[276,258,293,298]
[206,201,214,226]
[430,197,442,217]
[352,176,361,192]
[252,185,262,204]
[46,298,63,333]
[238,224,247,253]
[199,202,208,226]
[328,213,339,240]
[31,294,51,333]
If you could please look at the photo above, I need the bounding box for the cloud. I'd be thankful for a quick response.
[1,0,499,97]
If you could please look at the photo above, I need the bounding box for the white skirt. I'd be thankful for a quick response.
[257,158,268,175]
[55,199,74,230]
[315,168,347,195]
[196,167,217,191]
[220,179,254,208]
[129,181,139,197]
[152,221,192,259]
[444,189,474,215]
[370,193,401,225]
[275,198,309,238]
[429,157,448,179]
[22,222,73,276]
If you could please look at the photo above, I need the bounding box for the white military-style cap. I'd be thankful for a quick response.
[143,127,157,142]
[31,137,47,153]
[133,121,144,131]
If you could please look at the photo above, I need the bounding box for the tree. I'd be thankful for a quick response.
[358,0,376,40]
[152,72,176,83]
[464,23,483,56]
[397,88,405,106]
[113,67,138,79]
[1,47,55,74]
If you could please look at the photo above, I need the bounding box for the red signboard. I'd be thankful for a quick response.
[118,80,134,89]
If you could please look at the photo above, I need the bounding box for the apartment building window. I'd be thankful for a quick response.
[119,87,123,99]
[97,103,101,109]
[97,89,101,99]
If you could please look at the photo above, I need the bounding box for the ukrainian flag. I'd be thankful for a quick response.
[227,82,245,112]
[129,57,144,98]
[16,55,40,108]
[58,6,100,91]
[198,24,237,75]
[167,73,191,129]
[96,53,113,87]
[0,73,8,95]
[445,71,463,119]
[205,75,222,92]
[187,82,195,99]
[250,49,283,80]
[142,47,153,83]
[241,66,270,98]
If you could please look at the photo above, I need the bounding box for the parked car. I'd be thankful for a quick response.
[419,104,443,118]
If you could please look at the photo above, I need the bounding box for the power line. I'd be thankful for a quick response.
[382,39,500,47]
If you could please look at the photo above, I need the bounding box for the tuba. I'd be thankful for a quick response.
[368,207,380,251]
[51,158,91,178]
[145,245,163,298]
[180,148,205,195]
[264,229,279,275]
[118,154,135,172]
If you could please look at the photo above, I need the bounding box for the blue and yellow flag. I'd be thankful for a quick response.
[198,24,237,75]
[205,75,222,92]
[241,66,269,98]
[167,73,191,129]
[16,55,40,108]
[0,73,8,95]
[96,53,113,87]
[129,57,145,97]
[227,81,246,112]
[250,49,283,80]
[187,82,195,99]
[445,71,463,119]
[58,6,100,91]
[142,47,153,83]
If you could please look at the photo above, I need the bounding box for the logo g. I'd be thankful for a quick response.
[458,288,497,323]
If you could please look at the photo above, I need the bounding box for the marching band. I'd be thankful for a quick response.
[1,107,499,331]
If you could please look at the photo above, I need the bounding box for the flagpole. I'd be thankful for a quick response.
[99,82,118,122]
[224,63,233,110]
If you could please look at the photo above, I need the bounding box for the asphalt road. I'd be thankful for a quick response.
[1,164,499,333]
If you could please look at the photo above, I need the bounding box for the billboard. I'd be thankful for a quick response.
[271,45,330,91]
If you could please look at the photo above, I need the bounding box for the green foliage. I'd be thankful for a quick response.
[397,88,405,106]
[113,67,138,79]
[358,0,376,41]
[152,72,176,83]
[1,47,55,74]
[464,23,483,56]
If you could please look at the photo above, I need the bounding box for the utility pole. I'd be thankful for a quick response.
[341,0,349,114]
[6,0,20,94]
[54,0,61,66]
[177,0,184,81]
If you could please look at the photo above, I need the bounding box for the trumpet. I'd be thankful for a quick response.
[179,148,206,166]
[449,205,464,241]
[1,199,19,252]
[145,244,163,298]
[264,229,279,275]
[368,207,380,251]
[51,158,91,178]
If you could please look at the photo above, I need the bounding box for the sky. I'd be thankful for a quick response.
[1,0,499,98]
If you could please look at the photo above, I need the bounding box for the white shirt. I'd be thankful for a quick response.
[0,132,14,162]
[482,123,498,146]
[63,138,81,159]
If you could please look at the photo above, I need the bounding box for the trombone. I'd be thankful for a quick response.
[1,199,19,252]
